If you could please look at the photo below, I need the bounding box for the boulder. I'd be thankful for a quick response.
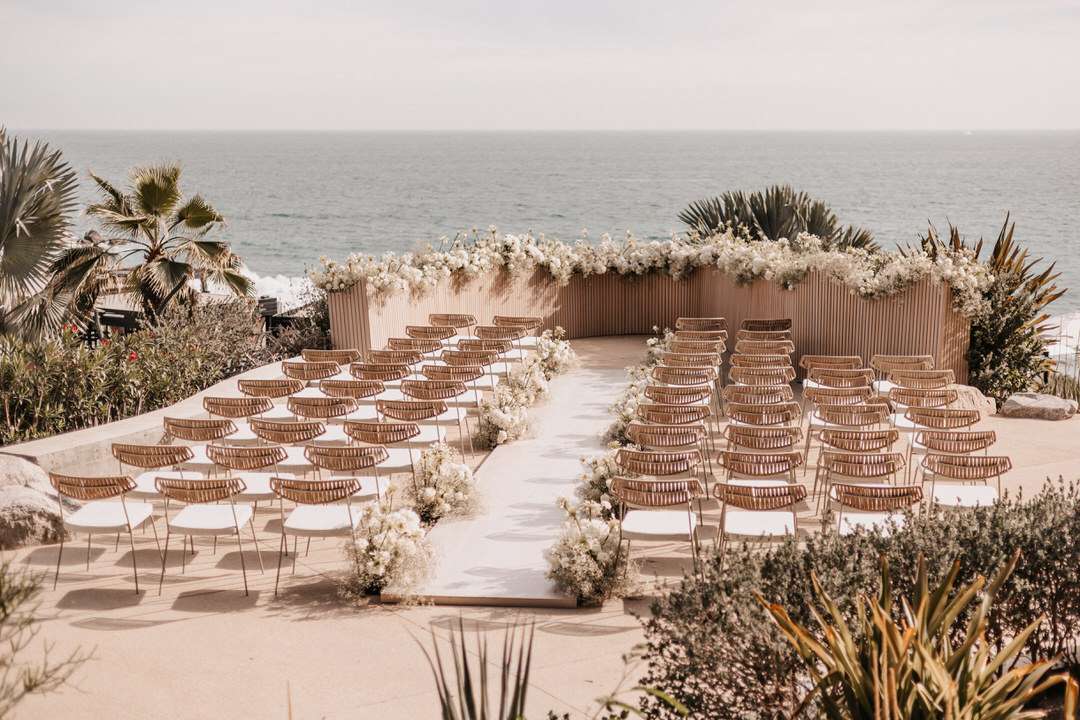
[954,385,997,416]
[999,392,1078,421]
[0,454,68,549]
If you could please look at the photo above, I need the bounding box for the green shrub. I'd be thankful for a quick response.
[634,479,1080,719]
[0,299,325,445]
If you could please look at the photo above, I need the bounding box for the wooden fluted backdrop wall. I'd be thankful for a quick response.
[328,268,970,382]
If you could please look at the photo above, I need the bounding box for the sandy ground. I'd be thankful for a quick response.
[12,336,1080,719]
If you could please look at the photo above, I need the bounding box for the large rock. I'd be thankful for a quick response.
[0,454,68,549]
[954,385,997,416]
[999,392,1078,421]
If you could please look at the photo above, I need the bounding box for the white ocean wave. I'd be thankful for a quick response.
[244,269,313,311]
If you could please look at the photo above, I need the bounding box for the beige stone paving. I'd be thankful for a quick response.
[12,336,1080,719]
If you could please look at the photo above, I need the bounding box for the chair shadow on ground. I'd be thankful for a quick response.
[171,588,261,612]
[22,544,107,567]
[55,587,144,611]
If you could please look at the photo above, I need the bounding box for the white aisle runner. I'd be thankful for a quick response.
[413,349,628,607]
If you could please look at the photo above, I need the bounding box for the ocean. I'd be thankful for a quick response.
[18,130,1080,319]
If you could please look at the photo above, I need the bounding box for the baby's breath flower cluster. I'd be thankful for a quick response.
[401,442,477,525]
[604,327,673,445]
[575,448,633,520]
[544,497,637,606]
[475,358,550,448]
[310,228,992,317]
[533,327,578,379]
[343,493,433,597]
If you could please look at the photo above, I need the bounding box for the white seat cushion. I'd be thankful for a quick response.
[315,424,351,443]
[931,484,997,508]
[261,405,296,420]
[181,445,215,470]
[65,500,154,533]
[873,379,897,395]
[230,420,259,442]
[233,472,295,501]
[169,504,254,536]
[723,509,796,538]
[377,447,418,473]
[621,509,696,541]
[283,505,361,537]
[278,446,315,472]
[131,470,204,499]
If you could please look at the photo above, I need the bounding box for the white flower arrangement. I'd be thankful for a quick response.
[310,228,993,317]
[603,364,653,445]
[475,357,551,448]
[401,442,477,525]
[576,448,633,519]
[545,497,638,606]
[343,494,434,597]
[533,326,578,379]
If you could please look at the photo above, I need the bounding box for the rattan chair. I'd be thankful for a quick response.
[430,313,477,332]
[206,443,307,503]
[735,329,792,342]
[804,367,874,390]
[400,379,475,454]
[729,354,792,369]
[734,339,795,356]
[887,387,958,413]
[270,476,363,595]
[304,444,389,499]
[829,483,922,535]
[343,420,421,478]
[301,348,361,365]
[669,339,726,355]
[870,354,935,380]
[49,473,159,593]
[804,404,891,469]
[238,378,304,399]
[804,386,875,409]
[249,418,332,445]
[651,365,717,387]
[287,396,363,425]
[610,477,704,567]
[660,351,722,369]
[674,329,728,343]
[626,422,714,475]
[491,315,545,352]
[643,384,713,406]
[458,339,516,375]
[376,399,456,446]
[718,451,803,484]
[319,378,385,401]
[814,451,906,512]
[440,350,500,391]
[898,407,980,433]
[163,417,239,444]
[741,318,792,333]
[204,395,292,421]
[723,425,802,453]
[726,401,801,428]
[156,476,257,595]
[714,482,805,550]
[282,360,340,383]
[405,325,457,343]
[422,363,486,404]
[366,349,423,371]
[112,443,198,500]
[635,404,714,443]
[721,383,794,406]
[818,428,900,454]
[675,317,727,334]
[387,337,444,355]
[912,429,996,458]
[799,354,863,375]
[349,362,411,383]
[728,366,796,387]
[886,369,956,391]
[920,453,1011,508]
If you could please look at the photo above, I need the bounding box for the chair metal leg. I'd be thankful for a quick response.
[53,535,65,590]
[249,517,265,573]
[235,529,249,596]
[115,532,121,552]
[86,532,92,570]
[292,536,299,575]
[159,532,171,595]
[274,532,287,596]
[127,528,140,595]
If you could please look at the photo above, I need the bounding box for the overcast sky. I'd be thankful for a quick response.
[4,0,1079,130]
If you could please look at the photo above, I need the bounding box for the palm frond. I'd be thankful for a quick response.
[130,163,182,218]
[173,194,224,230]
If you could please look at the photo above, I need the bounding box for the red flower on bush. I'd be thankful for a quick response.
[128,351,138,362]
[100,339,110,346]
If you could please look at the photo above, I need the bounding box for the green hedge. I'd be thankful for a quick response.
[0,299,328,446]
[634,479,1080,719]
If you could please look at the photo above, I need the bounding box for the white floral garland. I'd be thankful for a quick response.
[310,228,992,317]
[544,497,637,606]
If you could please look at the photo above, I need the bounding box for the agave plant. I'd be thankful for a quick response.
[46,162,250,324]
[0,128,79,339]
[916,216,1064,405]
[679,185,877,251]
[758,552,1078,719]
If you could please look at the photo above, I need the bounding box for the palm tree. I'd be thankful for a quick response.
[679,185,877,251]
[0,128,79,338]
[50,162,251,323]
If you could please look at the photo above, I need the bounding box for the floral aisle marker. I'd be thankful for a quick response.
[401,442,478,525]
[342,492,434,600]
[475,329,578,448]
[544,498,638,606]
[311,228,992,317]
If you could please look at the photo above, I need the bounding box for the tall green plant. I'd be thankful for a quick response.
[679,185,877,251]
[761,553,1077,719]
[0,128,79,339]
[48,162,251,324]
[917,216,1064,405]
